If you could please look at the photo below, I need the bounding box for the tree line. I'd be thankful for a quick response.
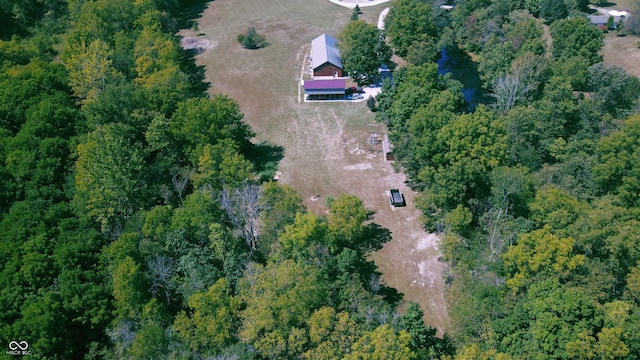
[375,0,640,358]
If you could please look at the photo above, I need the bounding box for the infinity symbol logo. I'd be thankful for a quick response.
[8,341,29,351]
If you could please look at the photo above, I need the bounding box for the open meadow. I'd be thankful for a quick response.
[182,0,450,332]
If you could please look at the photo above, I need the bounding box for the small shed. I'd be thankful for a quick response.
[311,34,343,78]
[303,79,346,100]
[382,133,394,161]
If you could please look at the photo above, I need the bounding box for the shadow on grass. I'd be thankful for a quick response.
[180,49,210,94]
[357,223,392,254]
[244,141,285,181]
[378,281,404,305]
[239,42,272,50]
[175,0,210,29]
[166,0,212,95]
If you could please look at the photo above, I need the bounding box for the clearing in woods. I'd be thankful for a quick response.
[596,0,640,78]
[182,0,449,332]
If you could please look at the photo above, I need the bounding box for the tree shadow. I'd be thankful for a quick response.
[168,0,213,95]
[352,256,404,305]
[239,42,272,50]
[355,223,392,254]
[175,0,210,29]
[180,49,210,94]
[244,141,285,181]
[378,281,404,305]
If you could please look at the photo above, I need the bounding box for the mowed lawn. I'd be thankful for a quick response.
[186,0,450,332]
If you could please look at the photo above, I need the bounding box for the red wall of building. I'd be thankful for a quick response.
[314,63,342,77]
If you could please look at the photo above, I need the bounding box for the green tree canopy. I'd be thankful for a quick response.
[62,38,124,103]
[418,106,507,209]
[239,259,328,358]
[503,226,585,292]
[593,115,640,207]
[173,278,240,356]
[73,123,148,233]
[550,17,603,65]
[344,324,415,360]
[384,0,438,58]
[338,20,391,85]
[170,96,253,165]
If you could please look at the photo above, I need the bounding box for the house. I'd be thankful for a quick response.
[311,34,343,77]
[588,14,623,29]
[303,78,346,100]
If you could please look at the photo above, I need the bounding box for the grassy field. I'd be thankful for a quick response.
[183,0,450,332]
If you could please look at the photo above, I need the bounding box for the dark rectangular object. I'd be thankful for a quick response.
[390,189,406,207]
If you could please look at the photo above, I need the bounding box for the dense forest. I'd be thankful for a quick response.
[376,0,640,358]
[0,0,452,359]
[1,0,640,359]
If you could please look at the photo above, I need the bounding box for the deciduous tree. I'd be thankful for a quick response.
[593,115,640,207]
[550,17,603,65]
[74,123,147,233]
[503,226,585,292]
[239,259,327,358]
[173,278,240,356]
[344,324,415,360]
[170,96,253,165]
[338,21,391,85]
[384,0,438,58]
[62,38,123,103]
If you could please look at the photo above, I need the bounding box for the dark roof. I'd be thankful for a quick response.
[311,34,342,70]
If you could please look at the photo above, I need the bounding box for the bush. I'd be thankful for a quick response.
[366,95,376,111]
[238,27,266,49]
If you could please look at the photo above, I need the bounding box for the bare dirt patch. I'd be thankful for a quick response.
[189,0,449,332]
[180,36,214,50]
[344,163,373,170]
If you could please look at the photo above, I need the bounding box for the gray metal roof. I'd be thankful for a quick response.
[311,34,342,70]
[588,14,622,24]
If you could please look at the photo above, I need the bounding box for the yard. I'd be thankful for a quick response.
[182,0,449,332]
[593,0,640,77]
